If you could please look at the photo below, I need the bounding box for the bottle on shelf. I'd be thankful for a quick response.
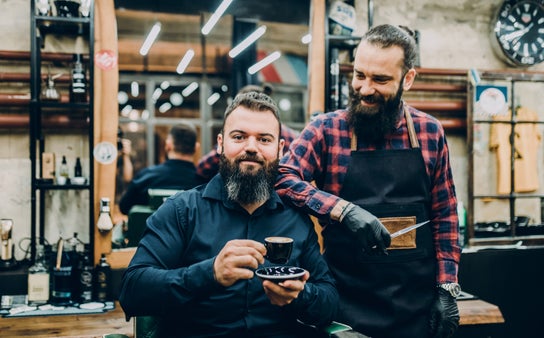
[58,155,70,185]
[70,53,87,103]
[74,157,82,177]
[59,155,69,177]
[94,253,111,302]
[27,244,50,305]
[97,197,114,232]
[74,247,94,304]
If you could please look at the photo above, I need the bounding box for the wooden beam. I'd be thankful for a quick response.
[94,0,119,265]
[307,0,326,118]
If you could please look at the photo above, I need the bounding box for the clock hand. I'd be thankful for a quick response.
[503,23,534,42]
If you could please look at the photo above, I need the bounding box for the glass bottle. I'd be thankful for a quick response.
[59,155,69,178]
[94,253,111,302]
[97,198,113,232]
[27,244,50,305]
[74,157,82,177]
[74,248,94,304]
[70,54,87,103]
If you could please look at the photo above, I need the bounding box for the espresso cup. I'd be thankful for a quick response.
[264,237,293,264]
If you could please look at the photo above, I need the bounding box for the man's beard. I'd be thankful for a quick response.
[219,153,279,205]
[347,84,403,144]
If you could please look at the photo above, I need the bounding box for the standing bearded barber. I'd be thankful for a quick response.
[276,24,461,338]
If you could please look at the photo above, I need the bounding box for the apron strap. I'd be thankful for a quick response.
[349,106,420,151]
[405,107,420,149]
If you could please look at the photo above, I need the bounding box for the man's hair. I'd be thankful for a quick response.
[360,24,418,73]
[237,84,273,96]
[222,91,282,137]
[169,123,197,155]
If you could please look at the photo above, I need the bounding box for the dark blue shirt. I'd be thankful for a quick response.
[119,175,338,337]
[119,159,198,214]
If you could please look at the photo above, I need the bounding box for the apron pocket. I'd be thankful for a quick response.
[379,216,417,249]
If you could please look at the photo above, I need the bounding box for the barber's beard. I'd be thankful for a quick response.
[219,153,279,205]
[347,85,403,144]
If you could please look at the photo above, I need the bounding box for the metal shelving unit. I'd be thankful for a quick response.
[29,2,95,261]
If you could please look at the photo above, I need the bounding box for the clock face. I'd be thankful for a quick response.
[493,0,544,66]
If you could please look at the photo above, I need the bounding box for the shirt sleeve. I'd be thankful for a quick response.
[195,147,220,183]
[276,118,344,220]
[118,199,221,317]
[427,123,461,284]
[286,216,338,327]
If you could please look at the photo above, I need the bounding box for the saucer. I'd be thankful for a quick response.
[255,266,306,283]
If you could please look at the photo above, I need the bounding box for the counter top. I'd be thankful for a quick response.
[0,298,503,337]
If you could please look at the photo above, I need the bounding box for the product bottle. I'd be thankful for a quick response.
[94,253,111,302]
[74,157,82,177]
[27,244,50,305]
[70,54,87,103]
[74,249,94,304]
[97,198,114,232]
[59,155,69,178]
[457,201,467,247]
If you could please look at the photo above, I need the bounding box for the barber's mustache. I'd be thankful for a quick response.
[352,91,384,104]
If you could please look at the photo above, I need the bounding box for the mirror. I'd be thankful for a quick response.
[107,1,311,264]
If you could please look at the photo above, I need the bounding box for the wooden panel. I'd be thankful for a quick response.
[0,302,133,338]
[458,299,505,325]
[94,0,119,264]
[307,0,326,117]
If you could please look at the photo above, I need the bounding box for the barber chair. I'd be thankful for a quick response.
[133,316,366,337]
[124,189,181,247]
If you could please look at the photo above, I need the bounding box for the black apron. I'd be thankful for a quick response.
[323,108,436,338]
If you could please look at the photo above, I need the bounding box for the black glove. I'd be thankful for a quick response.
[429,288,460,338]
[340,203,391,253]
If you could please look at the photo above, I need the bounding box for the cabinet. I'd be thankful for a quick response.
[467,70,544,246]
[29,1,95,261]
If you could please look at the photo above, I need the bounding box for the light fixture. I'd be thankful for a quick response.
[120,105,132,116]
[170,92,183,106]
[160,81,170,90]
[201,0,233,36]
[301,33,312,44]
[176,49,195,74]
[248,51,281,75]
[152,88,163,103]
[139,22,161,56]
[117,91,128,105]
[229,25,267,58]
[159,102,172,113]
[130,81,139,97]
[207,92,221,106]
[182,82,199,97]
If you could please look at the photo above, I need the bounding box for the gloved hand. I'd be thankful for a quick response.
[339,203,391,253]
[429,288,460,338]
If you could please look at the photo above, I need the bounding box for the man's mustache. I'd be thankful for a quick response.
[236,154,264,165]
[353,92,384,104]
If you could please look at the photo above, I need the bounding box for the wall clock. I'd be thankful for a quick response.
[491,0,544,67]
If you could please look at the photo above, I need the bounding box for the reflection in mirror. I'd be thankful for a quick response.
[112,2,309,253]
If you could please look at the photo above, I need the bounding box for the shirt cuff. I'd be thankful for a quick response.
[437,258,459,284]
[182,257,221,294]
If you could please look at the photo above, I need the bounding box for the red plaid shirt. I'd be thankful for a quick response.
[276,104,460,283]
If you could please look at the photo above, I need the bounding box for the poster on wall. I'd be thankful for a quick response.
[474,84,508,118]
